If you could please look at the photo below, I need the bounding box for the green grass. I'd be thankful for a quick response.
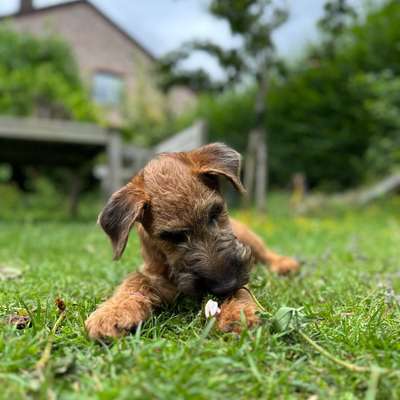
[1,194,400,399]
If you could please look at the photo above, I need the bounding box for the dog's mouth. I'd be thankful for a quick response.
[201,275,249,298]
[173,273,248,298]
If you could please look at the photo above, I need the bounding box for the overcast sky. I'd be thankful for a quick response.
[0,0,370,77]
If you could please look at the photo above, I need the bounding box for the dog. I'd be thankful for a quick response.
[85,143,299,339]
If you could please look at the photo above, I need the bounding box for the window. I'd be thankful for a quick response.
[92,72,124,106]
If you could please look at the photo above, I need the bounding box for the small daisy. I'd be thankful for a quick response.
[204,299,221,318]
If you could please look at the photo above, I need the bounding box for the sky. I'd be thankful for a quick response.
[0,0,369,77]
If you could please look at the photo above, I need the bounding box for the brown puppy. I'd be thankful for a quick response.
[85,143,299,339]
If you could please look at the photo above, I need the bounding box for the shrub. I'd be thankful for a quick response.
[0,28,97,121]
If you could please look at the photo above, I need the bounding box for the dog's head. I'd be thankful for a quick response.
[98,143,252,298]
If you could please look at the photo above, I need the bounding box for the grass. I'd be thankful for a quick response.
[1,192,400,399]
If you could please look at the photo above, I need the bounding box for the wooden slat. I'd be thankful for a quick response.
[154,120,206,154]
[122,145,151,161]
[107,131,123,194]
[0,116,109,145]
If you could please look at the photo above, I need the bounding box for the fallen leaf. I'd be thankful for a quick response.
[271,306,305,334]
[0,266,22,281]
[55,298,66,312]
[6,314,31,329]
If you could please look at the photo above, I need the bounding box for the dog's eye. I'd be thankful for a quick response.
[159,230,187,244]
[209,203,223,224]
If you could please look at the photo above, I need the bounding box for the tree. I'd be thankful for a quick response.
[158,0,288,211]
[317,0,357,58]
[175,0,400,191]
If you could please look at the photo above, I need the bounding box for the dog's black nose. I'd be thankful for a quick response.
[208,278,238,297]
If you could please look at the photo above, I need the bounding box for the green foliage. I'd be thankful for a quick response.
[158,0,288,92]
[318,0,356,34]
[0,28,97,121]
[266,63,373,189]
[1,195,400,398]
[0,179,101,222]
[194,90,256,150]
[349,0,400,75]
[179,0,400,190]
[353,72,400,178]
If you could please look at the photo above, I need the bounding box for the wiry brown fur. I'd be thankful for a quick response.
[85,143,299,340]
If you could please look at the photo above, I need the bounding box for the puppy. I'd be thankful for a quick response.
[86,143,299,339]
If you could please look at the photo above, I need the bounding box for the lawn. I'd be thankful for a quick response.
[1,193,400,399]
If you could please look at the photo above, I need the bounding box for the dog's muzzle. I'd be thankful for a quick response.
[171,231,253,298]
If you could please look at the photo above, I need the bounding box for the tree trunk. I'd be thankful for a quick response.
[251,67,269,212]
[297,173,400,214]
[68,170,83,218]
[244,131,257,206]
[255,129,267,212]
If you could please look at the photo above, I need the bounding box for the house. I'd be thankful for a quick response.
[0,0,195,125]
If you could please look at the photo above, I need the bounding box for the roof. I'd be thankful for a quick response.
[0,0,157,62]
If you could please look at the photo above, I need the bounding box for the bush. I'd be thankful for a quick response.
[353,72,400,179]
[0,28,97,121]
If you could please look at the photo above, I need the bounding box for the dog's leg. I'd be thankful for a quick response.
[230,218,299,275]
[217,288,260,333]
[85,270,176,340]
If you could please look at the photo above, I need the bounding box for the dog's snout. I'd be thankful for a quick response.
[171,230,253,298]
[208,278,239,297]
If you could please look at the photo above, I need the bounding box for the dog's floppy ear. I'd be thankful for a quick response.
[98,173,149,260]
[189,142,245,192]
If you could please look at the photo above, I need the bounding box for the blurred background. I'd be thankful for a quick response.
[0,0,399,220]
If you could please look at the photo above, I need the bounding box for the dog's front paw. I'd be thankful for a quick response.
[85,306,137,340]
[217,295,260,334]
[270,256,300,275]
[85,296,150,340]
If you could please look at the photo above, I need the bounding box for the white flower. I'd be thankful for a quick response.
[204,299,221,318]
